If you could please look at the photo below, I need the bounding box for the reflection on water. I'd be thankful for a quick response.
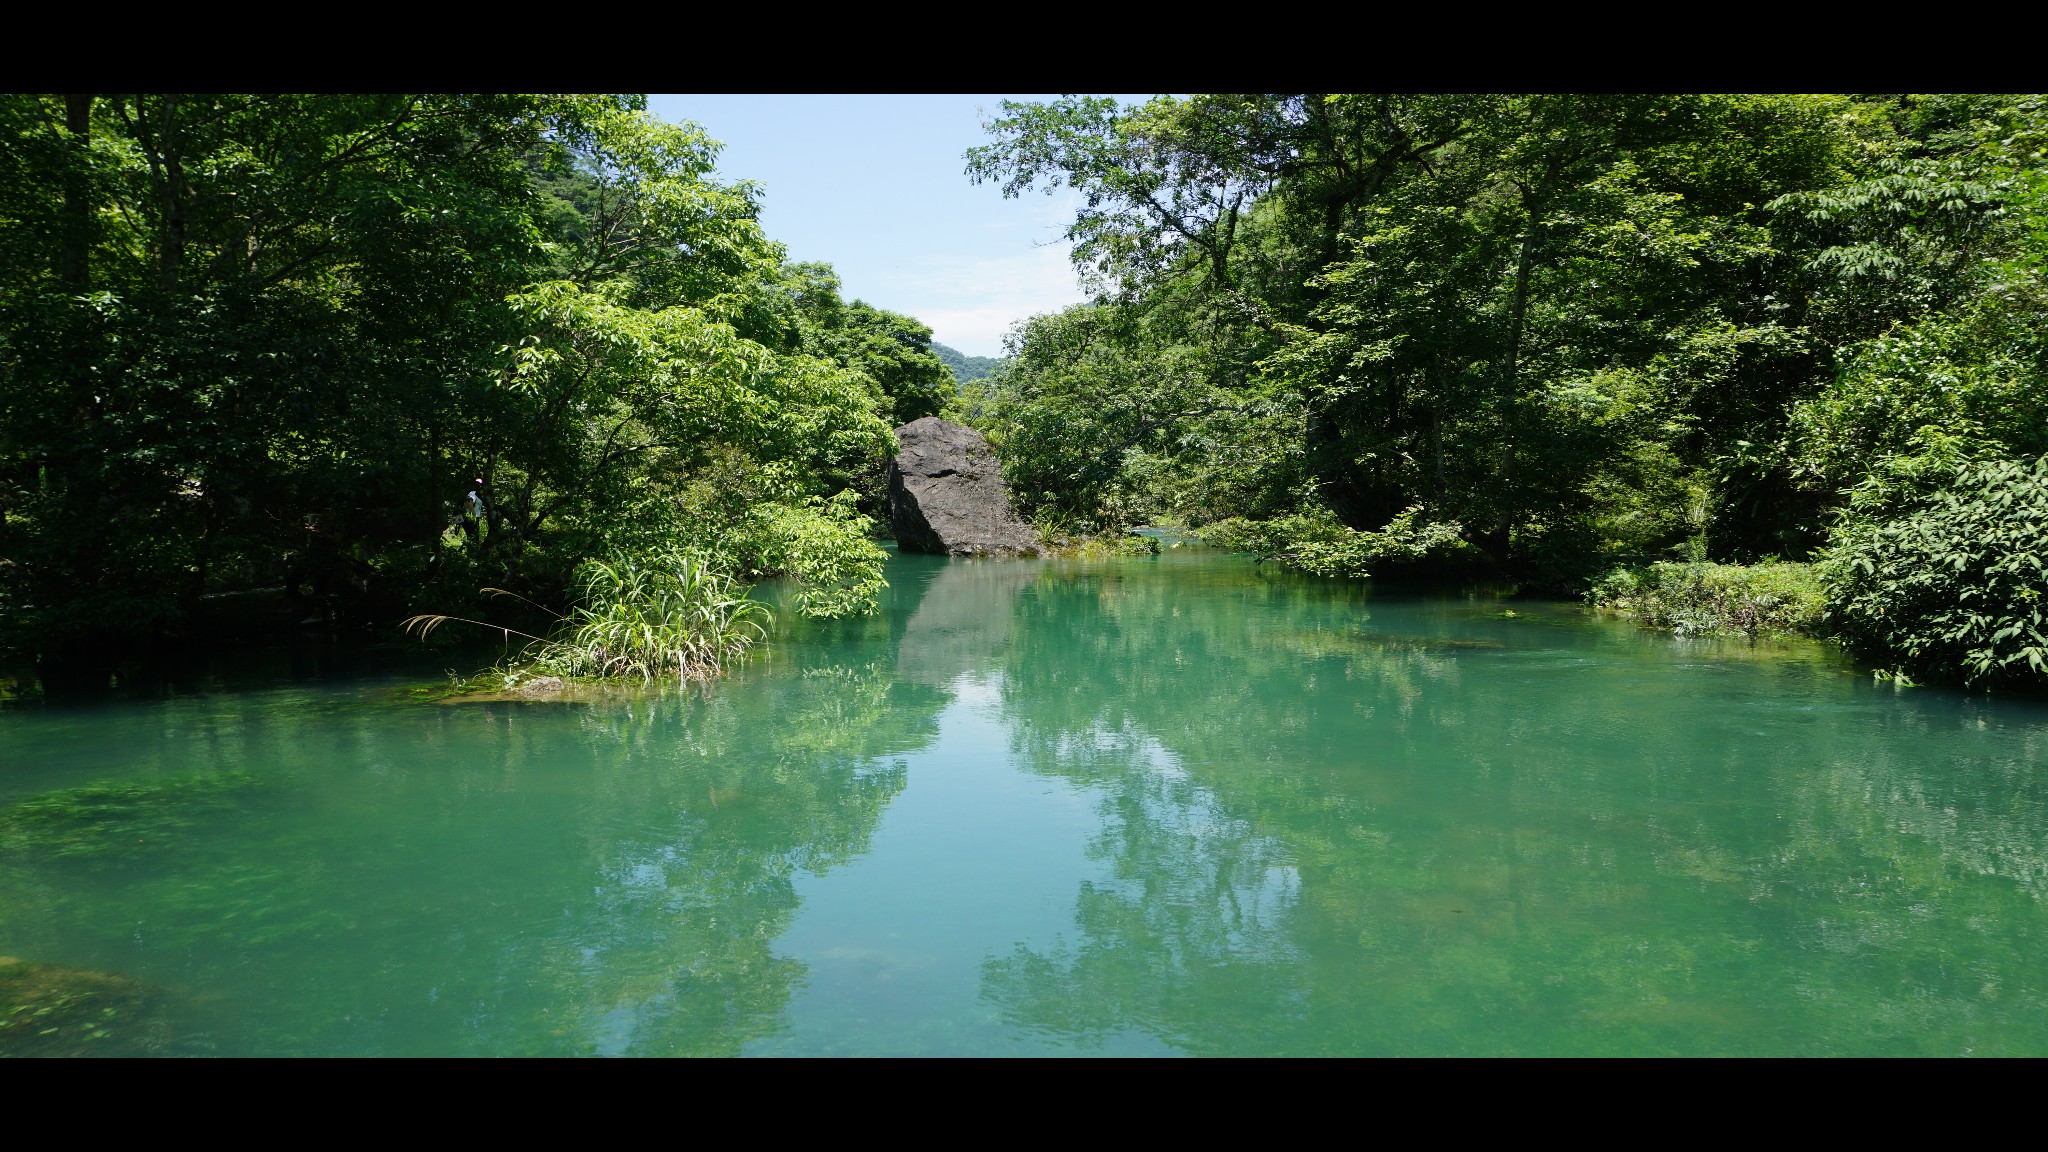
[0,651,937,1055]
[6,548,2048,1054]
[979,562,2048,1055]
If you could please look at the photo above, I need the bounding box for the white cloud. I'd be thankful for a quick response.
[888,241,1089,357]
[776,178,1096,357]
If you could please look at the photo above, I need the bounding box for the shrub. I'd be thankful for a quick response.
[1592,561,1824,639]
[1789,316,2048,495]
[734,493,888,618]
[1043,533,1162,559]
[1199,505,1468,578]
[1819,454,2048,688]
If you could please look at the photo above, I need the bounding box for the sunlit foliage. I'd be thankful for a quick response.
[1821,454,2048,687]
[1590,561,1824,640]
[967,93,2048,684]
[0,94,939,683]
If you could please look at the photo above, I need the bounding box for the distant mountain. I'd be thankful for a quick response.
[932,343,1005,384]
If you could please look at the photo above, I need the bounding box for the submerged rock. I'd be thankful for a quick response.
[517,676,567,697]
[0,956,176,1057]
[887,417,1039,557]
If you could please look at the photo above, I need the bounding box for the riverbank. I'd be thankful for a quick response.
[1590,561,1825,641]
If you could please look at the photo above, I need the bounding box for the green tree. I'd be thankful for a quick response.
[931,342,1003,384]
[968,94,2048,592]
[0,94,903,683]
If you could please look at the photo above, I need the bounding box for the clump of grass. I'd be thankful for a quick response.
[404,551,771,687]
[1591,561,1823,640]
[544,553,770,682]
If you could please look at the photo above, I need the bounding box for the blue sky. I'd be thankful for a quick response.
[645,95,1149,358]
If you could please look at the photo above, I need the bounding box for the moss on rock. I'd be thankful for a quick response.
[0,957,173,1057]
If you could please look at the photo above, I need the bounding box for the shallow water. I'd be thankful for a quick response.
[6,546,2048,1055]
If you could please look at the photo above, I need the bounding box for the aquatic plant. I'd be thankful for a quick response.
[0,772,260,862]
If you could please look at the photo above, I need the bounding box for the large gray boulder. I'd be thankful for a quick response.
[887,417,1040,557]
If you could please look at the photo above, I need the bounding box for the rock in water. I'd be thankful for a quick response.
[0,956,176,1057]
[887,418,1040,557]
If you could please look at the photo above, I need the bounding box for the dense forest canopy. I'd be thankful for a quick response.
[4,93,2047,692]
[965,95,2045,554]
[0,94,956,681]
[964,93,2048,687]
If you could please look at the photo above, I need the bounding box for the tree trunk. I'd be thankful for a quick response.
[1489,229,1537,562]
[1432,408,1446,496]
[60,94,92,290]
[156,96,186,291]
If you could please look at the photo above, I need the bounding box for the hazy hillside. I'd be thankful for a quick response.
[932,342,1004,383]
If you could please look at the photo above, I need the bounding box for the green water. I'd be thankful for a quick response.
[6,547,2048,1056]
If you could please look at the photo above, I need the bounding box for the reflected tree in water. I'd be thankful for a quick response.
[978,560,2048,1054]
[0,652,946,1055]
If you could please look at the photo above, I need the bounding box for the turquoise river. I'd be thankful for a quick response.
[6,545,2048,1055]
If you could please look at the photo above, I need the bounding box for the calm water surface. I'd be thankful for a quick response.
[7,546,2048,1055]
